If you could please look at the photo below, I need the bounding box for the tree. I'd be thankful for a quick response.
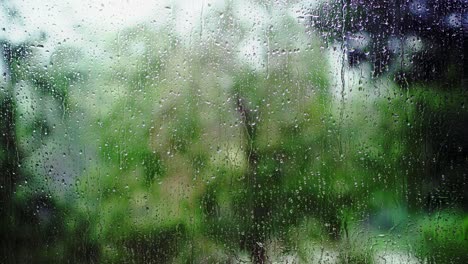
[312,0,468,262]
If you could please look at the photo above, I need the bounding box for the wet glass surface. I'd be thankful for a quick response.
[1,0,466,263]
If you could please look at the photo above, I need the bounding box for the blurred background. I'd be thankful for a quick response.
[0,0,466,263]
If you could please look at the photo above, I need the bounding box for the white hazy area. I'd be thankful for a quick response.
[3,0,319,55]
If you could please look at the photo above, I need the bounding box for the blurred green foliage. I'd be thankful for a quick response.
[1,2,467,264]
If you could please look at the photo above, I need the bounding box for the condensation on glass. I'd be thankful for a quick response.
[1,0,466,263]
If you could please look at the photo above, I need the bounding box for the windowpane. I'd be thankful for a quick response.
[1,0,466,263]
